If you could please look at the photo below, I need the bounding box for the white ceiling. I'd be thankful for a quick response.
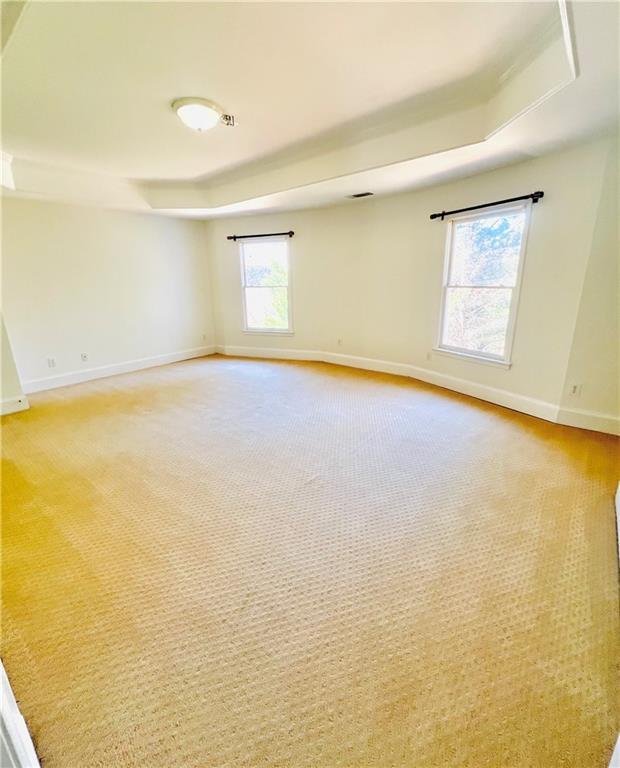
[1,1,617,219]
[2,1,556,180]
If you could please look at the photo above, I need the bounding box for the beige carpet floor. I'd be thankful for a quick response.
[2,356,619,767]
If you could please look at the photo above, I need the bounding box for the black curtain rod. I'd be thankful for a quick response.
[430,191,544,221]
[227,230,294,241]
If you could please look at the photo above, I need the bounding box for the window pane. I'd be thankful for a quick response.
[242,240,288,286]
[449,212,526,287]
[442,287,511,357]
[245,287,289,330]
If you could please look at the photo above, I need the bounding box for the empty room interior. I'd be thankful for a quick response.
[1,1,619,766]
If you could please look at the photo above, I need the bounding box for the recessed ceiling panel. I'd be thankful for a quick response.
[2,1,556,180]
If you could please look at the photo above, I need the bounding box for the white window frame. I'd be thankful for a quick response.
[239,236,294,335]
[435,200,531,367]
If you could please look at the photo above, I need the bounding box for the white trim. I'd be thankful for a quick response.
[23,345,216,394]
[322,351,418,379]
[609,495,619,764]
[485,0,577,140]
[558,0,577,80]
[1,395,29,416]
[436,200,531,367]
[556,406,620,437]
[216,345,560,425]
[432,347,511,368]
[238,236,293,334]
[19,343,618,436]
[325,350,559,423]
[1,662,40,768]
[615,483,620,567]
[214,346,619,434]
[218,345,320,362]
[242,329,295,337]
[497,11,563,85]
[610,733,620,768]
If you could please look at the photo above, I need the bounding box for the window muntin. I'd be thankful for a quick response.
[240,238,291,332]
[438,204,529,362]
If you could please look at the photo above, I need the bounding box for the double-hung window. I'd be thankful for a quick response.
[240,237,292,333]
[437,202,530,364]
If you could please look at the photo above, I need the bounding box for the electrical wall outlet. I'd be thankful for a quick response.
[81,353,88,362]
[337,338,343,347]
[570,383,582,397]
[47,357,56,368]
[201,333,207,343]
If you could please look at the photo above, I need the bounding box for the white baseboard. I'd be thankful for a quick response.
[219,345,560,425]
[1,663,40,768]
[20,342,618,436]
[1,395,30,416]
[556,406,620,436]
[616,483,620,568]
[217,345,618,435]
[217,344,322,362]
[610,733,620,768]
[23,345,216,394]
[323,350,561,424]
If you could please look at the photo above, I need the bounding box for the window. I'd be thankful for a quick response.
[437,202,530,364]
[240,237,292,333]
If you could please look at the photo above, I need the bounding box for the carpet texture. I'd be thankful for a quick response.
[2,356,618,767]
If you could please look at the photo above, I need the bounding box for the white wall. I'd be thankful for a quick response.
[2,198,215,391]
[207,137,618,432]
[0,315,28,414]
[559,138,618,426]
[3,138,616,433]
[0,661,40,768]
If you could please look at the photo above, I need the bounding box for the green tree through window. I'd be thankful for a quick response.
[241,239,290,331]
[440,207,528,360]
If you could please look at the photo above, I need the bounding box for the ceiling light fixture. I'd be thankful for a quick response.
[172,97,235,132]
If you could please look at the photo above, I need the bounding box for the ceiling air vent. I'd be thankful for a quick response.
[348,192,374,199]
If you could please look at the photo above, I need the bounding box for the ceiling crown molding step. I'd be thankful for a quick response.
[142,0,577,214]
[2,1,616,220]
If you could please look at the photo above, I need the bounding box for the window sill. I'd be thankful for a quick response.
[242,329,295,336]
[432,347,512,368]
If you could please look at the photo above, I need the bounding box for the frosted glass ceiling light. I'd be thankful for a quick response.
[172,98,235,132]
